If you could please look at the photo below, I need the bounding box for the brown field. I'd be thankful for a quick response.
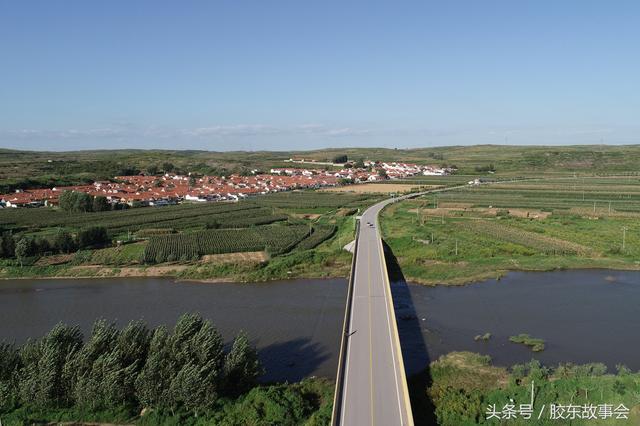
[201,251,269,265]
[291,213,322,220]
[321,183,434,194]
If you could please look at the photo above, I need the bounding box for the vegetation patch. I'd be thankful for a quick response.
[474,332,492,341]
[509,333,546,352]
[426,351,640,426]
[381,177,640,285]
[0,314,333,425]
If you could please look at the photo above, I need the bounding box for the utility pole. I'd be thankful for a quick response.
[609,201,612,215]
[622,227,628,251]
[455,239,458,256]
[593,201,596,214]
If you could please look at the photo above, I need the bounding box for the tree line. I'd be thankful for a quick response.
[58,191,111,213]
[0,226,110,262]
[0,314,263,419]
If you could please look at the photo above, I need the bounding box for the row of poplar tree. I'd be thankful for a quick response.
[0,313,263,417]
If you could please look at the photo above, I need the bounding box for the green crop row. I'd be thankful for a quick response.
[295,225,337,250]
[142,224,310,263]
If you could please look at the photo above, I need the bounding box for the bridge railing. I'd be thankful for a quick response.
[330,217,360,426]
[375,213,415,425]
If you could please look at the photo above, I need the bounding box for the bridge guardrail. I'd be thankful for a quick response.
[376,214,414,425]
[330,217,360,426]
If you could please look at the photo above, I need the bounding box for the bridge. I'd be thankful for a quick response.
[331,194,417,426]
[331,181,521,425]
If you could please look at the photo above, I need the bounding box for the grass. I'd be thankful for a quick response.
[380,176,640,285]
[426,351,640,425]
[0,378,333,426]
[509,334,546,352]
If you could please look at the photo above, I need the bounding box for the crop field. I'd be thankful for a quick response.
[0,191,374,236]
[433,176,640,213]
[0,190,374,280]
[380,176,640,285]
[253,191,378,211]
[142,224,312,263]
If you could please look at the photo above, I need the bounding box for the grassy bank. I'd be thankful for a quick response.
[381,177,640,285]
[424,351,640,425]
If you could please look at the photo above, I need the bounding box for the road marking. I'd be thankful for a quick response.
[376,218,405,425]
[339,238,358,426]
[367,242,375,426]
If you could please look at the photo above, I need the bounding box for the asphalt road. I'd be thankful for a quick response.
[335,182,524,425]
[338,197,413,426]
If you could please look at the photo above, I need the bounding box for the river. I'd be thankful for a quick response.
[0,269,638,382]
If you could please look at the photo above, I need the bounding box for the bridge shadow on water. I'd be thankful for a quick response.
[258,337,330,383]
[383,240,438,426]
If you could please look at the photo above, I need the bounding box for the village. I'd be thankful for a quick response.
[0,161,452,209]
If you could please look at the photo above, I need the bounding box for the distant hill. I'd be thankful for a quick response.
[1,145,639,193]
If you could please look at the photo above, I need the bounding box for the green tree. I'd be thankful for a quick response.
[59,190,94,212]
[168,314,225,414]
[58,190,75,212]
[136,314,225,414]
[15,237,30,266]
[92,195,110,212]
[0,343,20,412]
[18,323,82,408]
[53,229,76,253]
[0,232,15,258]
[135,327,174,409]
[223,331,263,397]
[67,319,149,411]
[221,385,311,426]
[332,154,348,164]
[77,226,109,249]
[74,192,93,212]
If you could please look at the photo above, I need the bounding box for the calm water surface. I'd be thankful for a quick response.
[0,278,346,382]
[1,269,639,381]
[396,269,640,374]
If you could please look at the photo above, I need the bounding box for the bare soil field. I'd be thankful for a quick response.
[321,183,430,194]
[201,251,269,264]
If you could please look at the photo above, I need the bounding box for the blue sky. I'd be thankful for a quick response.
[1,0,639,151]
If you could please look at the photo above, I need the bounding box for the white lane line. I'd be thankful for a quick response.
[340,236,359,426]
[377,222,404,425]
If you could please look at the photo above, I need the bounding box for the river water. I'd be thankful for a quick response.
[1,269,639,381]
